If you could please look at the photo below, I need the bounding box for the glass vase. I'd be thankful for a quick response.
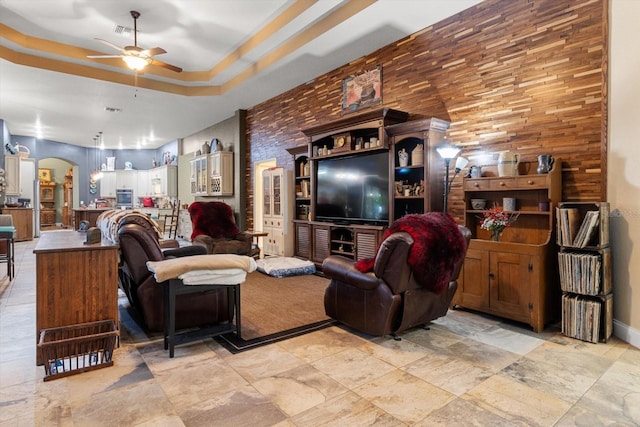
[490,229,502,241]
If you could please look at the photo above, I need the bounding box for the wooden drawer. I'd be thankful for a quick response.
[488,178,517,190]
[516,175,547,188]
[464,179,491,190]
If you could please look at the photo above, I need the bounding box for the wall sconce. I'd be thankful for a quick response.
[436,143,464,213]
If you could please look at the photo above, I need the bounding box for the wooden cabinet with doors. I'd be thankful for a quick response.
[453,159,562,332]
[39,183,57,226]
[0,207,33,241]
[262,167,293,257]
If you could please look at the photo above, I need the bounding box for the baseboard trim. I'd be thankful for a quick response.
[613,319,640,348]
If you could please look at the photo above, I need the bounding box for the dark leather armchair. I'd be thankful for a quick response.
[188,201,253,255]
[118,217,232,332]
[322,220,471,338]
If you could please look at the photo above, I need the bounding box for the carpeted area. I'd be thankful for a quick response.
[216,271,335,352]
[119,269,335,353]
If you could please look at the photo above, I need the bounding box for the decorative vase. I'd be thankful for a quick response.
[398,149,409,167]
[497,151,519,177]
[491,229,502,241]
[536,154,554,174]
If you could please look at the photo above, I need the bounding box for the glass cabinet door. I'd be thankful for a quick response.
[273,174,282,216]
[263,173,272,216]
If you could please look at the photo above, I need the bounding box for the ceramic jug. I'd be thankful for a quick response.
[497,151,520,177]
[537,154,554,174]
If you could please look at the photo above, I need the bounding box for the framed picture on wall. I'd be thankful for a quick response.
[342,65,382,113]
[38,168,52,183]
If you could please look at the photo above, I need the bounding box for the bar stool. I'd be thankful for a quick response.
[0,214,16,280]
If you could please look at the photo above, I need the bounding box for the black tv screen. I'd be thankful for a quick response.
[316,151,389,224]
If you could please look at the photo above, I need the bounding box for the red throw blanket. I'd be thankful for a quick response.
[189,201,240,240]
[355,213,466,295]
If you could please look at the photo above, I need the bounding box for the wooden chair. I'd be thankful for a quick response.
[162,201,180,240]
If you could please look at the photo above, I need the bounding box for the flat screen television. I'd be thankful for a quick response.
[315,151,389,225]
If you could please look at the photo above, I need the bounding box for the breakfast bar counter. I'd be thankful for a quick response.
[73,208,111,230]
[33,230,119,365]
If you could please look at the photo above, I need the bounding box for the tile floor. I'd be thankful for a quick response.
[1,236,639,426]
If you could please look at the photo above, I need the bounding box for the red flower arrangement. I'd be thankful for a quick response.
[480,206,519,241]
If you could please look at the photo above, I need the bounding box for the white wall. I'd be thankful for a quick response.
[609,0,640,347]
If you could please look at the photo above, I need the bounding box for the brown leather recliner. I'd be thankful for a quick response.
[188,201,253,255]
[118,219,232,332]
[322,224,471,338]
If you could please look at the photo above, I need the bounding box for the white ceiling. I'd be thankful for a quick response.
[0,0,482,149]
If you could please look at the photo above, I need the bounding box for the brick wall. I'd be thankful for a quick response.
[245,0,606,227]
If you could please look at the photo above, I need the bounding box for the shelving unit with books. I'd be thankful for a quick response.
[556,202,612,343]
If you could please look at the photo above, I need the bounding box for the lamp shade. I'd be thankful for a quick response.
[454,156,469,172]
[436,143,462,160]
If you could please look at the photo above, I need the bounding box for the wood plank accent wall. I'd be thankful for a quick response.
[245,0,607,228]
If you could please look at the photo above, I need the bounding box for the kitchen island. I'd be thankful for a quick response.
[33,230,119,365]
[72,208,111,230]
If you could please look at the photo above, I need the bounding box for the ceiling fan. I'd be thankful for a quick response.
[87,10,182,73]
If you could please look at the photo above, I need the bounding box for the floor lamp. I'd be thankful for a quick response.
[436,143,466,213]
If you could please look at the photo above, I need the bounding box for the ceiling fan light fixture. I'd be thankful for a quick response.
[122,55,150,71]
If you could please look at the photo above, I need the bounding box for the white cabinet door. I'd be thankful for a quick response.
[137,170,150,198]
[100,171,116,197]
[4,155,20,195]
[149,165,177,197]
[116,170,136,189]
[209,152,233,196]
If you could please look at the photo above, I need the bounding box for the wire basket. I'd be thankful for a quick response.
[15,145,30,158]
[38,320,117,381]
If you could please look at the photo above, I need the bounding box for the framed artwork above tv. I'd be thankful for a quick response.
[342,66,382,113]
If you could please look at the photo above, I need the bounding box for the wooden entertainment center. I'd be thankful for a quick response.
[289,108,450,266]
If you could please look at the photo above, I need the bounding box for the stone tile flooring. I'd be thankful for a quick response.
[1,236,639,426]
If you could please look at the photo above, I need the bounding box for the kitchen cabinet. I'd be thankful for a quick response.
[209,152,233,196]
[4,155,35,199]
[99,171,116,197]
[116,170,137,189]
[149,165,177,197]
[136,170,150,198]
[0,207,33,241]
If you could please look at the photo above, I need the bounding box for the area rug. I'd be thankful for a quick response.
[216,270,336,353]
[119,270,335,353]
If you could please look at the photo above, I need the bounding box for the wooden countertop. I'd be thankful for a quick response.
[1,207,33,211]
[33,230,116,253]
[72,208,112,212]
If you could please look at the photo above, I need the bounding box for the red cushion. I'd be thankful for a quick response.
[188,202,240,240]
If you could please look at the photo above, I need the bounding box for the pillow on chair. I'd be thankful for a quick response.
[189,201,240,240]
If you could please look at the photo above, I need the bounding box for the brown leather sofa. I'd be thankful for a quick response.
[117,217,232,332]
[322,224,471,338]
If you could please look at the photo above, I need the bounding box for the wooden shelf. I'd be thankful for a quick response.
[558,202,612,343]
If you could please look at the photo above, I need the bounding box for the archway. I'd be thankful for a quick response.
[37,158,77,232]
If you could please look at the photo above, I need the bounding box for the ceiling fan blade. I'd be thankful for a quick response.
[124,45,144,53]
[94,38,125,53]
[87,55,122,59]
[150,59,183,73]
[144,47,167,56]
